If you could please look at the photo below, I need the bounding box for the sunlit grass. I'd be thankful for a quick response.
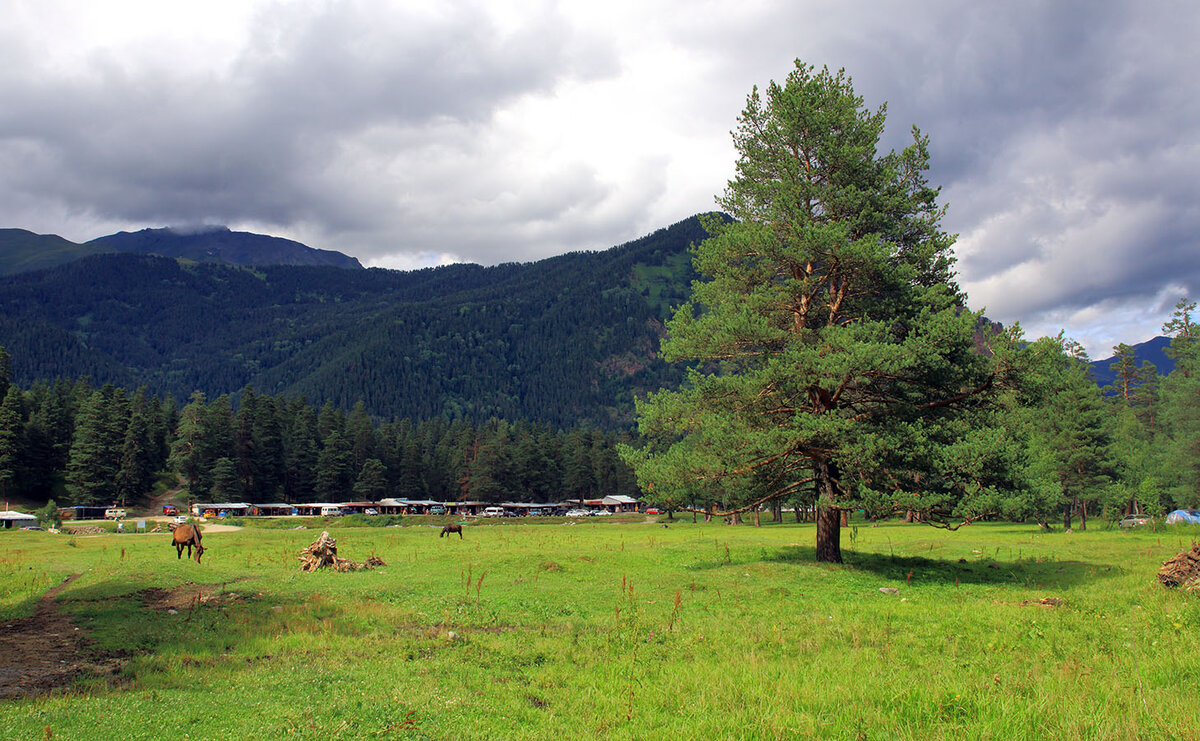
[1,519,1198,739]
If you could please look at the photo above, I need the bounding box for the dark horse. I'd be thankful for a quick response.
[171,523,205,563]
[440,524,463,539]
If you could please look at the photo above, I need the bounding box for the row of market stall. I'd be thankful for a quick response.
[187,495,642,518]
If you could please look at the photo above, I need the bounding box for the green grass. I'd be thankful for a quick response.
[1,519,1198,739]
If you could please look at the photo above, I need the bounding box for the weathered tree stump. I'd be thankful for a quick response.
[298,531,386,573]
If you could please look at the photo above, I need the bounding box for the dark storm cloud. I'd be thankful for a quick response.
[1,0,1198,351]
[0,0,620,246]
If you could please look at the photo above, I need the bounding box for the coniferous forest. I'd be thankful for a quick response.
[0,352,639,507]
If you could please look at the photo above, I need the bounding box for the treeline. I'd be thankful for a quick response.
[0,356,639,507]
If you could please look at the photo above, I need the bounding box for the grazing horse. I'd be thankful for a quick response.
[440,524,463,539]
[172,523,205,563]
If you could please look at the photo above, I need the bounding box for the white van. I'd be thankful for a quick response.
[483,506,505,517]
[321,505,345,517]
[104,507,126,520]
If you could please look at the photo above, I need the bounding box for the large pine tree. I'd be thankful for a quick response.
[622,62,1013,562]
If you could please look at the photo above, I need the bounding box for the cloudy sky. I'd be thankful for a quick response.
[2,0,1197,355]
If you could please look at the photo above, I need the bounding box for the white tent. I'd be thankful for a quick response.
[0,511,38,529]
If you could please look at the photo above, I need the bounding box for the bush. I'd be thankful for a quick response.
[36,499,62,529]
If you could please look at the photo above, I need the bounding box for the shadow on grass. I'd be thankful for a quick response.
[765,545,1124,588]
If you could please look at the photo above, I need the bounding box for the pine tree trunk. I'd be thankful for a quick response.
[1062,498,1073,530]
[814,458,843,563]
[794,507,802,523]
[754,509,761,527]
[1079,500,1087,531]
[816,506,843,563]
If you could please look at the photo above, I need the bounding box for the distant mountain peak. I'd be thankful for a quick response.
[86,227,363,270]
[164,224,230,236]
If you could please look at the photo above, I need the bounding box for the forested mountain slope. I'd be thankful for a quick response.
[0,216,708,427]
[0,229,112,276]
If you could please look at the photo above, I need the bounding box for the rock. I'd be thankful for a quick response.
[879,587,899,594]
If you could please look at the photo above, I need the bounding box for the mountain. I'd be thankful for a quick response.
[86,226,363,270]
[0,228,112,276]
[0,216,708,428]
[1088,335,1175,388]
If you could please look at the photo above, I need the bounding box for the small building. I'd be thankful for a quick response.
[601,495,641,513]
[0,511,39,529]
[253,503,297,516]
[337,502,379,514]
[445,501,488,516]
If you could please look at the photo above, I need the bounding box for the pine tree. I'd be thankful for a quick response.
[621,61,1012,562]
[284,406,319,503]
[65,389,123,506]
[353,458,389,500]
[0,386,24,501]
[115,388,158,503]
[315,430,353,501]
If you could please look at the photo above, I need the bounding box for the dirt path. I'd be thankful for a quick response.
[0,574,122,699]
[199,523,242,533]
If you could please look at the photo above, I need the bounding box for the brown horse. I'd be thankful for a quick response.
[440,524,463,539]
[172,523,205,563]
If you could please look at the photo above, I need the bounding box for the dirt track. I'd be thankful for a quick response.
[0,574,122,699]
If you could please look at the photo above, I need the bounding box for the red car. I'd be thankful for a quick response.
[162,505,179,515]
[645,508,661,515]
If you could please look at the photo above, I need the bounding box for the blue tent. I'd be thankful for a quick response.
[1165,509,1200,525]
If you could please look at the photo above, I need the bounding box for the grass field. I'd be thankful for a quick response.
[1,517,1198,740]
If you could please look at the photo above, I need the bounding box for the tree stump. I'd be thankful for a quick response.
[298,531,386,573]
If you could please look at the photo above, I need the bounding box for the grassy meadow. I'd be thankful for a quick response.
[1,517,1198,740]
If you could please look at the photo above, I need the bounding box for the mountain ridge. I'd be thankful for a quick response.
[0,224,363,274]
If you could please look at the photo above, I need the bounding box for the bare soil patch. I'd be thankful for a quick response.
[140,583,247,611]
[0,574,123,699]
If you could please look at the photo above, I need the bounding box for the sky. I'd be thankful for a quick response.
[2,0,1197,357]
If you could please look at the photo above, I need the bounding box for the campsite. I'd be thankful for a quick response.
[2,516,1198,739]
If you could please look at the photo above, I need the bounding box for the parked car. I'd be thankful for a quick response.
[173,515,189,524]
[364,508,379,516]
[483,506,505,517]
[565,509,590,517]
[430,505,446,515]
[320,506,345,517]
[104,507,126,520]
[592,510,612,516]
[1118,515,1151,528]
[1165,509,1200,525]
[645,508,661,515]
[162,505,179,515]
